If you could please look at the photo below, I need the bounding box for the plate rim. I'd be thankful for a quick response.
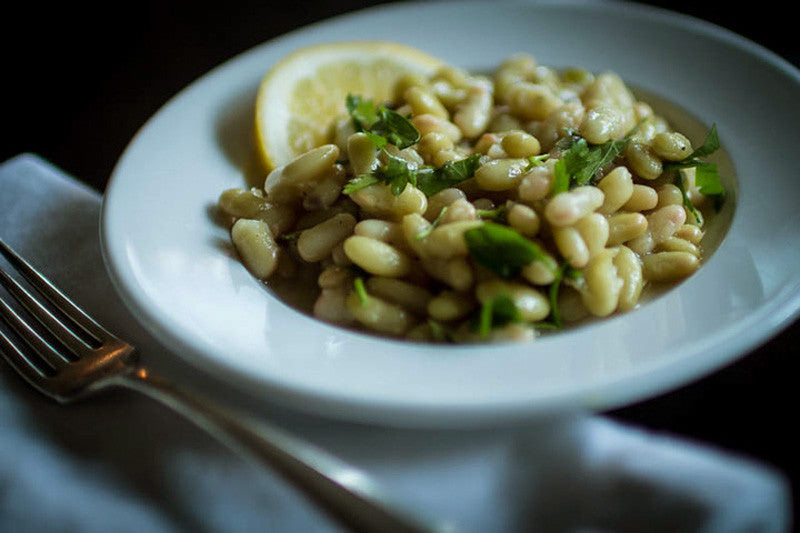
[100,0,800,427]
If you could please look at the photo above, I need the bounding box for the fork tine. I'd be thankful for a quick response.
[0,326,51,391]
[0,295,68,370]
[0,239,115,347]
[0,264,96,357]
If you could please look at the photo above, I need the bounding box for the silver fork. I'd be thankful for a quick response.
[0,238,451,533]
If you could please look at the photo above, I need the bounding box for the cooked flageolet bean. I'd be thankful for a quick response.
[581,72,636,113]
[642,251,700,281]
[294,199,358,231]
[626,230,656,256]
[607,212,648,246]
[579,105,626,145]
[330,242,352,266]
[487,111,523,133]
[318,265,353,289]
[557,286,590,323]
[404,85,449,119]
[553,226,590,269]
[454,79,494,138]
[411,114,463,142]
[507,203,540,236]
[574,213,609,258]
[535,101,586,152]
[501,130,541,158]
[401,213,433,257]
[647,204,687,243]
[297,213,356,262]
[314,288,355,325]
[424,188,466,221]
[625,141,663,180]
[264,144,341,204]
[231,219,280,279]
[483,323,536,343]
[580,248,623,317]
[613,246,643,312]
[383,145,425,167]
[347,132,380,175]
[428,290,477,321]
[440,198,478,224]
[303,166,346,211]
[474,133,501,155]
[544,186,605,227]
[656,184,684,208]
[405,322,435,342]
[521,256,558,286]
[474,158,529,191]
[517,163,554,203]
[426,220,483,258]
[343,236,412,277]
[658,236,700,256]
[393,73,430,102]
[432,148,467,168]
[251,203,295,237]
[366,277,433,315]
[333,116,357,152]
[652,131,693,161]
[471,198,495,211]
[354,219,403,243]
[433,65,472,89]
[674,224,704,245]
[346,292,415,336]
[350,183,427,219]
[597,167,634,215]
[475,280,550,322]
[422,256,474,291]
[431,80,469,110]
[623,184,659,212]
[417,132,454,165]
[218,188,267,219]
[507,82,563,121]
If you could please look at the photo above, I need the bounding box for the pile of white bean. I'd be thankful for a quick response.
[218,53,713,343]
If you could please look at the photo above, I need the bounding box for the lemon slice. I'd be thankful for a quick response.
[254,41,445,171]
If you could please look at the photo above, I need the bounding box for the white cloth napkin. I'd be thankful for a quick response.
[0,153,791,533]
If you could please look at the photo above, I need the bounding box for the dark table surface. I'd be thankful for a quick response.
[4,0,797,525]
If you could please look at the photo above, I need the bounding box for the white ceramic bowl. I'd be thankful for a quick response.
[101,0,800,427]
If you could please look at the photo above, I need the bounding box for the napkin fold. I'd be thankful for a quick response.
[0,153,791,533]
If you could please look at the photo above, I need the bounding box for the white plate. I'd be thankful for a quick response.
[101,0,800,427]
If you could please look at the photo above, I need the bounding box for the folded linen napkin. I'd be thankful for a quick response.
[0,153,790,533]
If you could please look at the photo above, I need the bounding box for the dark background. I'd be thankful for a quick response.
[3,0,797,523]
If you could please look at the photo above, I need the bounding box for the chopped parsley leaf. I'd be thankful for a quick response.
[464,223,555,279]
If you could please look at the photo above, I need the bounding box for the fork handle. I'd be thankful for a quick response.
[110,367,448,533]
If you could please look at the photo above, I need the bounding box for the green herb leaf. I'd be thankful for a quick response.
[552,158,570,195]
[475,293,521,338]
[542,263,583,329]
[663,124,725,211]
[353,277,369,307]
[686,124,720,160]
[346,94,420,149]
[346,94,379,131]
[476,204,507,222]
[525,153,550,171]
[373,107,420,149]
[553,121,643,190]
[675,171,704,227]
[464,223,554,279]
[342,173,381,194]
[416,154,482,197]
